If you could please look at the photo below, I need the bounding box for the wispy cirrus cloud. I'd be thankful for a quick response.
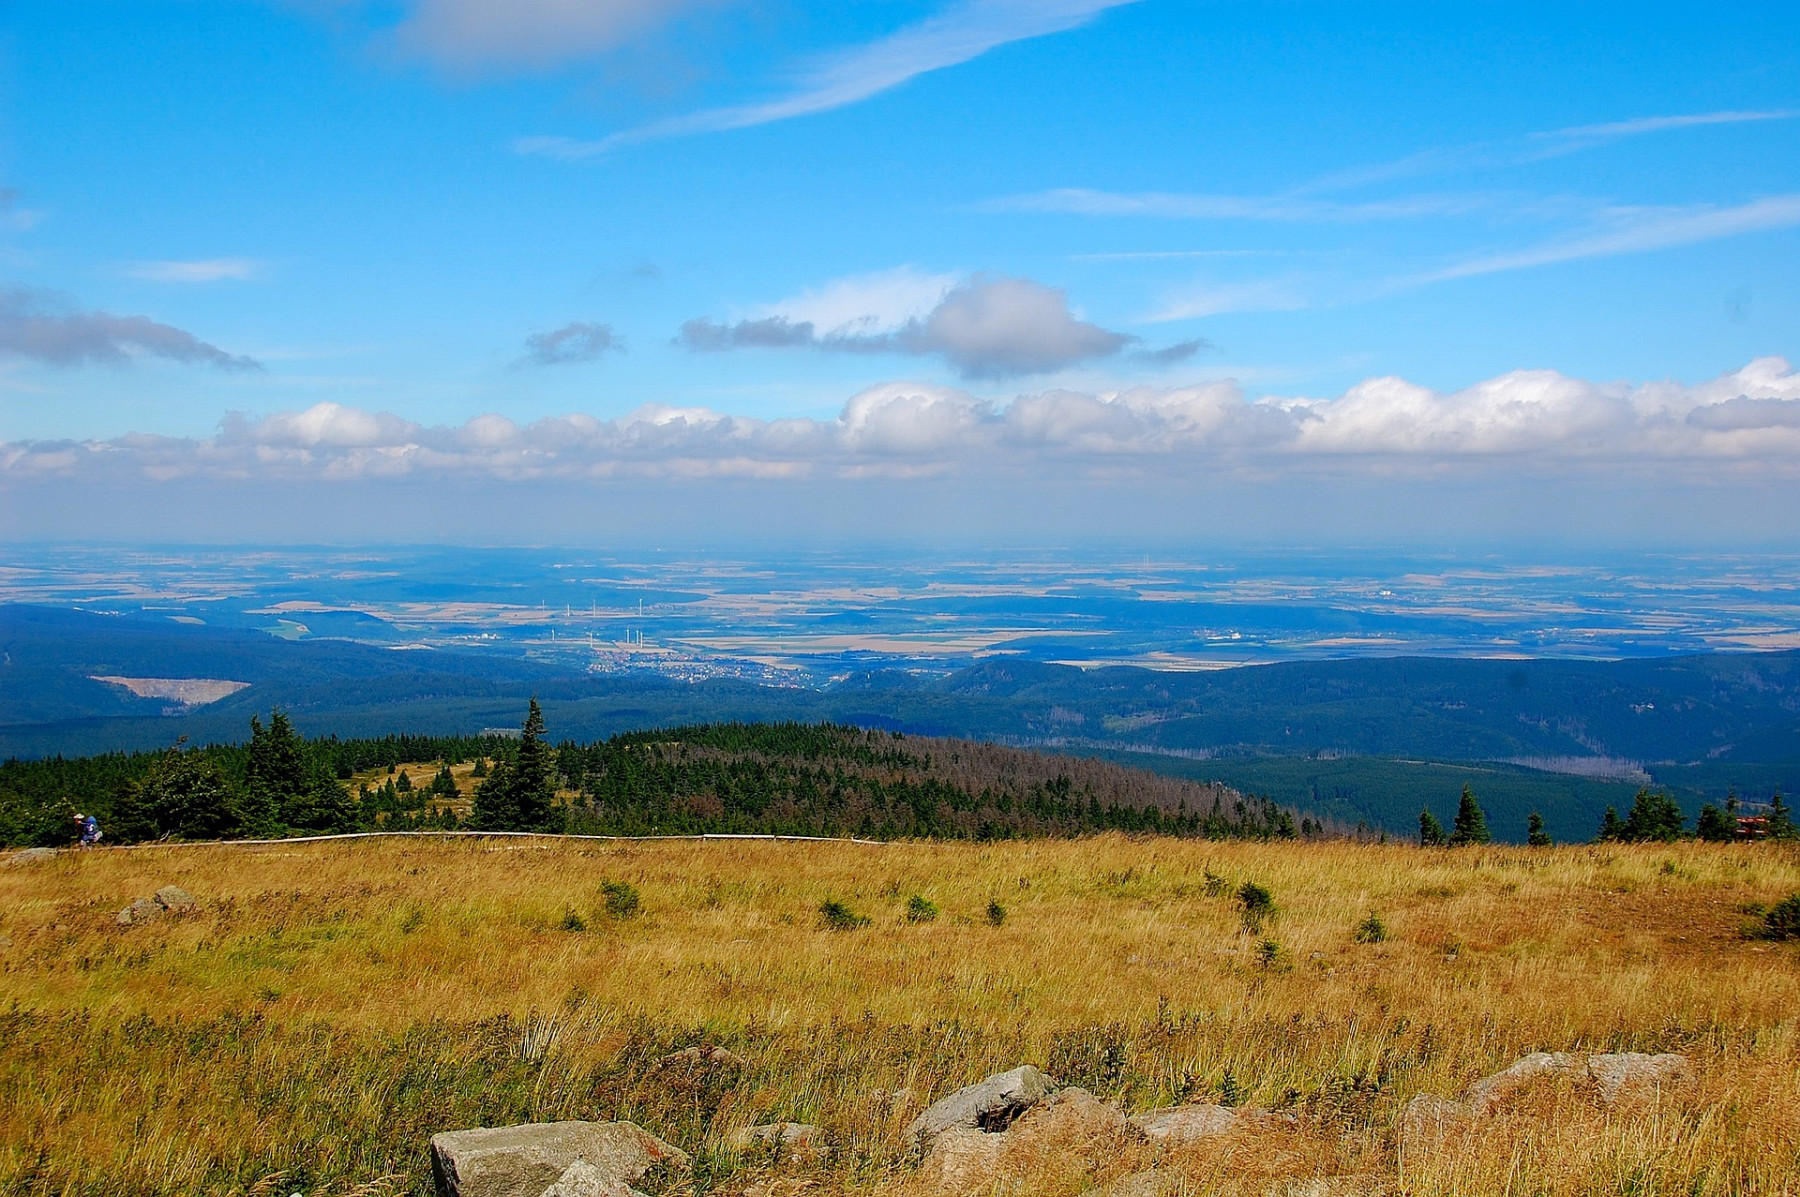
[515,0,1141,159]
[1422,194,1800,283]
[1532,108,1799,156]
[124,258,260,283]
[0,286,260,371]
[980,187,1494,223]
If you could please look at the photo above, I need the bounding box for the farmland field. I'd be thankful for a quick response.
[2,835,1798,1196]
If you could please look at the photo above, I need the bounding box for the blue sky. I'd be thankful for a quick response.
[3,1,1799,543]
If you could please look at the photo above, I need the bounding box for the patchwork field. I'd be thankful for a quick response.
[2,835,1798,1196]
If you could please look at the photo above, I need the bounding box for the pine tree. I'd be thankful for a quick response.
[1597,805,1624,842]
[1449,784,1491,846]
[1526,811,1552,847]
[1419,809,1447,847]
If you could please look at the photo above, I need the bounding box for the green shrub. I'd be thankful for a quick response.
[1237,881,1274,932]
[819,899,870,931]
[599,880,640,919]
[560,908,587,933]
[1255,937,1286,969]
[986,899,1008,927]
[1759,893,1800,940]
[1201,868,1232,897]
[1353,912,1387,943]
[905,894,939,923]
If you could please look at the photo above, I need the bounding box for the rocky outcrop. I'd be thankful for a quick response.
[906,1065,1055,1145]
[4,847,56,867]
[430,1120,687,1197]
[917,1085,1143,1191]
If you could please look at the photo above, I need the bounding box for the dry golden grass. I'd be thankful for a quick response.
[2,834,1798,1196]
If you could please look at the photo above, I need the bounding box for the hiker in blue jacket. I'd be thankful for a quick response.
[73,813,101,848]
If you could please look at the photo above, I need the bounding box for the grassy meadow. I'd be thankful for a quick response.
[3,834,1799,1196]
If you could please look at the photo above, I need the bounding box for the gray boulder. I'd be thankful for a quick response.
[430,1120,688,1197]
[906,1065,1055,1144]
[537,1160,638,1197]
[154,885,197,911]
[116,897,163,926]
[4,847,56,867]
[1465,1052,1583,1112]
[1130,1103,1238,1143]
[1586,1052,1692,1103]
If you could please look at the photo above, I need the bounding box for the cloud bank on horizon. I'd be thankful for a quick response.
[3,0,1799,541]
[7,358,1798,488]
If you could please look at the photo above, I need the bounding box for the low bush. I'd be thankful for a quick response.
[599,880,641,919]
[819,899,870,931]
[1353,912,1386,943]
[905,894,939,923]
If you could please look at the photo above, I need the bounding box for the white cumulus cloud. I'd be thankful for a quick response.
[7,358,1800,487]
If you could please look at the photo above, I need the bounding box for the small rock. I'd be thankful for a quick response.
[116,897,163,926]
[154,885,197,911]
[727,1123,825,1160]
[430,1120,688,1197]
[1130,1103,1238,1144]
[1586,1052,1692,1104]
[654,1044,748,1071]
[537,1160,638,1197]
[4,847,56,867]
[906,1065,1055,1145]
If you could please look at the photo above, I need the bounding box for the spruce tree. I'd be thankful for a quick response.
[511,698,562,832]
[1769,791,1797,841]
[1419,809,1447,847]
[1526,811,1552,847]
[246,711,309,833]
[1597,806,1624,842]
[1695,803,1734,842]
[142,745,239,840]
[1450,784,1491,846]
[1621,788,1685,842]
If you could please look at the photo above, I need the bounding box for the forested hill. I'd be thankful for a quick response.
[0,718,1317,847]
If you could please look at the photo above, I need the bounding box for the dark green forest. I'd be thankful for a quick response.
[0,707,1318,847]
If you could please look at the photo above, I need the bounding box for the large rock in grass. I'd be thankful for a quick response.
[906,1065,1055,1145]
[1009,1088,1142,1148]
[1586,1052,1692,1103]
[4,847,55,867]
[1130,1103,1239,1143]
[538,1160,637,1197]
[154,885,196,911]
[116,897,163,926]
[430,1120,687,1197]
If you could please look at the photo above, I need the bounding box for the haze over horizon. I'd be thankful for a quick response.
[4,2,1799,544]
